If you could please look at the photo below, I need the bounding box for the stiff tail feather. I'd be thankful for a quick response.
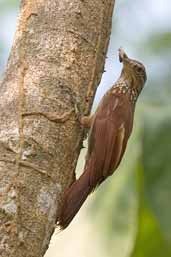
[58,170,92,229]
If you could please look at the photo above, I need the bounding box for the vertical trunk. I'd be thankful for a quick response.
[0,0,115,256]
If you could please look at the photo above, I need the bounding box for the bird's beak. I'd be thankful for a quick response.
[118,48,128,63]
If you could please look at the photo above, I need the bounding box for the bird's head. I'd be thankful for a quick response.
[118,48,147,93]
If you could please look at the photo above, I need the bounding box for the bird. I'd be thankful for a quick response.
[58,48,147,229]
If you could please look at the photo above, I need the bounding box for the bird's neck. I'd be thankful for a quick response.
[114,76,140,104]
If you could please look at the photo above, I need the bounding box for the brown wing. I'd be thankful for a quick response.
[87,92,133,187]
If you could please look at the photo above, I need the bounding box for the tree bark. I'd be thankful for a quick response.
[0,0,115,256]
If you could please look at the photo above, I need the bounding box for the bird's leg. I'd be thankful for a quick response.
[80,115,94,129]
[80,114,94,142]
[73,95,94,129]
[70,86,94,140]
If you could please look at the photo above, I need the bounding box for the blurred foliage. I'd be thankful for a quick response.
[131,106,171,257]
[140,31,171,105]
[144,32,171,54]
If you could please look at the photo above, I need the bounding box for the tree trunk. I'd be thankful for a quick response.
[0,0,115,256]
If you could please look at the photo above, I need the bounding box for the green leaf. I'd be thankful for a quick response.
[131,205,170,257]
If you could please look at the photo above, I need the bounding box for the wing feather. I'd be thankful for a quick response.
[86,93,133,187]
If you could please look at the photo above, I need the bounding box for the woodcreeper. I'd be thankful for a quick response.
[58,48,147,229]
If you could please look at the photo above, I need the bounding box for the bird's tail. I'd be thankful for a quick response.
[58,169,92,229]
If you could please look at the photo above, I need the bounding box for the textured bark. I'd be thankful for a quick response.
[0,0,115,256]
